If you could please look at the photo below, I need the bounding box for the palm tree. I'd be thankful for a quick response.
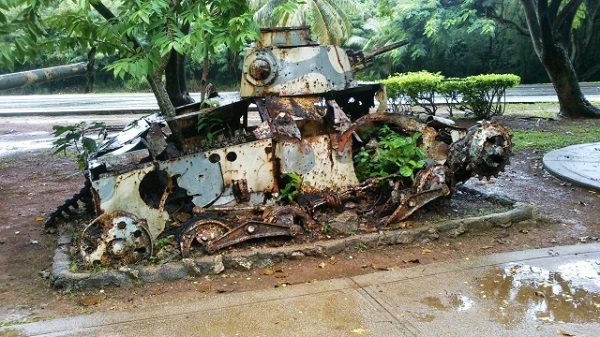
[249,0,358,44]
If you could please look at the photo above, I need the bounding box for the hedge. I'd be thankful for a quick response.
[383,71,521,119]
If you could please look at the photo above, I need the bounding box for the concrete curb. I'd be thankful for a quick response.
[50,190,537,290]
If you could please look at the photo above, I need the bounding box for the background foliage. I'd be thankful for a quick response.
[0,0,598,94]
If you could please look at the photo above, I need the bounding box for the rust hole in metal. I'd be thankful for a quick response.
[117,221,127,230]
[226,151,237,162]
[134,247,147,254]
[139,170,169,208]
[139,170,192,212]
[133,230,142,238]
[209,153,220,163]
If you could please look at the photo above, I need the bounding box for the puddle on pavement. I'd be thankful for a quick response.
[0,131,54,158]
[477,260,600,325]
[416,259,600,325]
[415,294,474,322]
[420,294,474,312]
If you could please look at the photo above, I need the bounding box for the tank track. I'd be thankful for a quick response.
[44,179,93,230]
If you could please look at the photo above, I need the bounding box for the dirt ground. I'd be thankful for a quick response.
[0,114,598,325]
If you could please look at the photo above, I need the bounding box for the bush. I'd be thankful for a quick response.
[437,78,466,117]
[461,74,521,119]
[382,71,443,115]
[382,72,520,119]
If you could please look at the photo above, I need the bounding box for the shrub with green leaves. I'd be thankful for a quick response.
[383,71,444,115]
[52,122,106,171]
[383,72,520,118]
[437,78,466,116]
[354,125,426,181]
[461,74,520,119]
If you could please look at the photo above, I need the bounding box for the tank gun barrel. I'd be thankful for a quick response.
[347,38,410,71]
[0,62,87,91]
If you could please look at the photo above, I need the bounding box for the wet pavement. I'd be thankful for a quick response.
[543,142,600,191]
[2,243,599,336]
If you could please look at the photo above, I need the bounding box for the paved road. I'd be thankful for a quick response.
[0,92,240,116]
[0,83,599,116]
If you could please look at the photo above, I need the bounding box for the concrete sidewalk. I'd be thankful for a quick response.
[3,243,600,337]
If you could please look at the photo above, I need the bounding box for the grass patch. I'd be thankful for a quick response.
[503,102,560,119]
[499,102,600,152]
[512,126,600,152]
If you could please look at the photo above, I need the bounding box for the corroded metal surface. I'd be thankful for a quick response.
[276,135,359,193]
[178,216,232,257]
[448,121,512,182]
[80,211,152,266]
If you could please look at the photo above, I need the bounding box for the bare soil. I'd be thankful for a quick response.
[0,115,598,325]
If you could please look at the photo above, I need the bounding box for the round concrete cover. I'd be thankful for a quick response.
[543,142,600,191]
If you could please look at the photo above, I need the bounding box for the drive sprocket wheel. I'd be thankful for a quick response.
[177,215,232,257]
[80,211,153,266]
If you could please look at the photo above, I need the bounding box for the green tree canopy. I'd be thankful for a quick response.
[249,0,359,44]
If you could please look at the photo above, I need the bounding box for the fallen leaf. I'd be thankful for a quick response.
[260,268,275,275]
[150,289,168,296]
[496,237,509,244]
[329,256,338,265]
[35,216,44,222]
[351,327,369,335]
[196,284,211,293]
[78,294,106,306]
[318,262,326,269]
[556,329,576,336]
[402,258,420,264]
[422,248,432,254]
[534,291,545,298]
[371,264,388,271]
[480,245,495,250]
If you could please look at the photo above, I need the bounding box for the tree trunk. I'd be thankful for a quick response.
[165,51,194,107]
[519,0,600,118]
[147,74,186,151]
[542,43,600,118]
[85,47,96,93]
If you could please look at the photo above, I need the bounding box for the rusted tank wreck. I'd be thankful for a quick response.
[70,27,511,267]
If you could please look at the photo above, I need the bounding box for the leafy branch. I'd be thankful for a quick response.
[52,122,106,171]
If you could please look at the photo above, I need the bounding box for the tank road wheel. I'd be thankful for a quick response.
[80,211,153,267]
[177,216,232,257]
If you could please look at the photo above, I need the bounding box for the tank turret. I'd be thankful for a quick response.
[0,62,87,91]
[240,26,408,98]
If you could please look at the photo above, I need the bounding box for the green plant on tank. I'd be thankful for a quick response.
[52,122,107,171]
[354,125,426,182]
